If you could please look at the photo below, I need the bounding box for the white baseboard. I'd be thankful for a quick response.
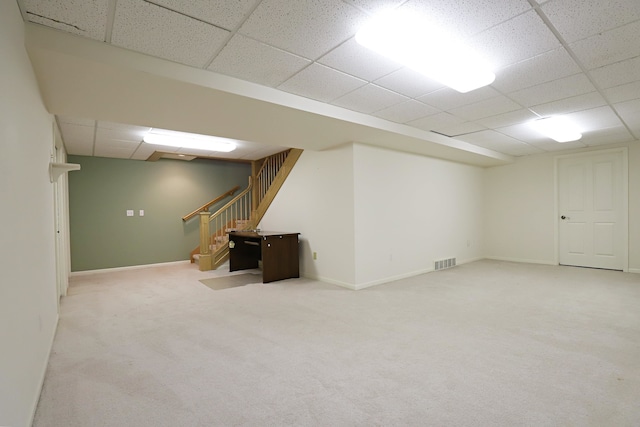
[628,268,640,274]
[302,274,357,290]
[305,257,486,291]
[70,260,191,277]
[353,267,434,290]
[484,256,557,266]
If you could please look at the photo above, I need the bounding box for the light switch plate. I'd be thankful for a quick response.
[139,210,145,216]
[126,210,134,217]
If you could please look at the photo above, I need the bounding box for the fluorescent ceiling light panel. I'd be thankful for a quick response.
[355,10,495,93]
[143,129,236,152]
[530,116,582,142]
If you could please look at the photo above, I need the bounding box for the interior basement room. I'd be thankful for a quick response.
[2,0,640,426]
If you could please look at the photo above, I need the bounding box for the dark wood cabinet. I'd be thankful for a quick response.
[228,231,300,283]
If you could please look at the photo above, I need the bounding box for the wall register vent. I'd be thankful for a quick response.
[435,257,457,271]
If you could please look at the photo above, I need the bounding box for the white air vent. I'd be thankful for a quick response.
[434,257,456,271]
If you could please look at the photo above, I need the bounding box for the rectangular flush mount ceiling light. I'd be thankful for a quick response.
[355,10,495,93]
[143,129,236,152]
[530,116,582,142]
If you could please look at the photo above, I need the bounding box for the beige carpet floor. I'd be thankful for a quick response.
[34,260,640,426]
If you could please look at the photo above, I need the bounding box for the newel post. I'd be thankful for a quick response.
[198,212,212,271]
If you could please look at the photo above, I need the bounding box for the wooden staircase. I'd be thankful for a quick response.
[190,148,302,271]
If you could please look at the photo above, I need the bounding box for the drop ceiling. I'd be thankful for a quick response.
[16,0,640,165]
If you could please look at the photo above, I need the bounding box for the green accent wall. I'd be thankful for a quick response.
[68,155,251,271]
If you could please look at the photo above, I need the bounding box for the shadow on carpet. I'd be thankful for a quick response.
[199,273,263,290]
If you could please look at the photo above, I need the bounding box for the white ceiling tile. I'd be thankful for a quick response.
[456,130,543,156]
[63,139,94,156]
[22,0,108,41]
[470,10,560,70]
[581,125,636,147]
[96,129,141,147]
[346,0,406,14]
[374,68,444,99]
[565,106,624,132]
[417,86,500,111]
[332,84,408,114]
[399,0,532,39]
[95,126,147,148]
[130,144,159,161]
[151,0,260,29]
[373,100,440,123]
[541,0,640,43]
[615,99,640,133]
[408,112,466,132]
[94,146,137,159]
[614,99,640,117]
[318,38,401,82]
[570,20,640,71]
[448,95,522,121]
[529,91,608,117]
[95,137,141,151]
[508,73,596,107]
[496,123,552,144]
[57,115,95,127]
[59,122,94,153]
[65,145,93,156]
[590,56,640,90]
[475,109,539,129]
[111,0,230,68]
[492,47,581,93]
[434,121,487,137]
[605,81,640,104]
[238,0,367,59]
[278,63,366,102]
[209,34,311,87]
[99,121,151,133]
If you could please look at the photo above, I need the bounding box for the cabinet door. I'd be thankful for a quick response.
[262,235,299,283]
[229,236,260,272]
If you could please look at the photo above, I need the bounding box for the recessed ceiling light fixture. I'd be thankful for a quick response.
[530,116,582,142]
[143,129,237,152]
[355,10,495,93]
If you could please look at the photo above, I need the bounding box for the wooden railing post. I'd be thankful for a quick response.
[198,212,212,271]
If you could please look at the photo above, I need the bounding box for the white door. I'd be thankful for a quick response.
[558,150,626,270]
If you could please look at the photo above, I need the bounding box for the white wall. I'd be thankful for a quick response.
[485,143,640,272]
[352,144,484,288]
[261,143,485,289]
[259,144,356,287]
[0,2,60,426]
[630,145,640,273]
[484,153,557,264]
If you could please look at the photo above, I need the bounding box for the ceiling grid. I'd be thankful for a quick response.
[17,0,640,162]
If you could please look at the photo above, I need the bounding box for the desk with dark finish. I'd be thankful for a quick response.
[228,231,300,283]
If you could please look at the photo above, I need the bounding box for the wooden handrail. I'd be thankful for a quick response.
[255,149,290,178]
[182,185,240,221]
[208,177,253,225]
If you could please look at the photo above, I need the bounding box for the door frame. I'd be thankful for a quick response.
[52,122,71,301]
[554,147,628,272]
